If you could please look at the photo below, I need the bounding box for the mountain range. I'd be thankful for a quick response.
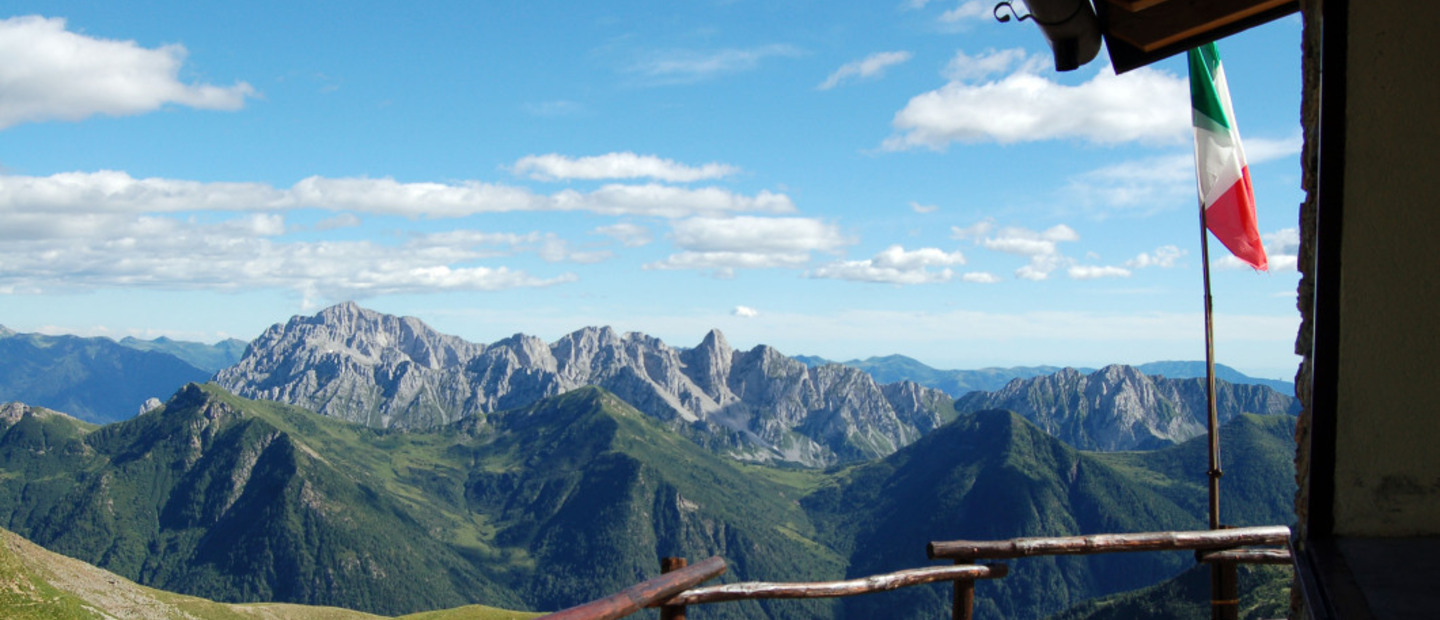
[0,381,1296,619]
[210,303,1295,467]
[0,328,213,424]
[0,303,1301,618]
[214,302,959,467]
[954,364,1300,451]
[796,356,1294,397]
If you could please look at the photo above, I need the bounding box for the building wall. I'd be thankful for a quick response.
[1331,0,1440,536]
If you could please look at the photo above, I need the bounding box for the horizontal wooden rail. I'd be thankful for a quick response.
[652,563,1008,607]
[1197,548,1293,565]
[536,556,726,620]
[928,525,1291,560]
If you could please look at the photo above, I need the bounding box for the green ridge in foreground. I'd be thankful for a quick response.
[0,526,539,620]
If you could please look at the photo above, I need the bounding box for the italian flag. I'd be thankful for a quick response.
[1189,42,1267,271]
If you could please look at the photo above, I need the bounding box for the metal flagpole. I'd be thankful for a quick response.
[1199,204,1237,620]
[1199,203,1221,531]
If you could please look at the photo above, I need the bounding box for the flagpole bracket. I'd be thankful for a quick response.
[993,1,1084,27]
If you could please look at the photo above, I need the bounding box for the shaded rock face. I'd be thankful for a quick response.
[217,303,955,467]
[953,364,1300,451]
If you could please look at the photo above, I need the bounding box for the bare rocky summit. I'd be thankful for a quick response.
[953,364,1299,450]
[217,302,956,466]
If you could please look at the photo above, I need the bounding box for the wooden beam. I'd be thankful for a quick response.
[928,525,1291,560]
[537,556,726,620]
[1198,548,1295,565]
[654,563,1008,607]
[1106,0,1296,52]
[1107,0,1171,12]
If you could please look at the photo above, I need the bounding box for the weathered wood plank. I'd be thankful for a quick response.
[654,563,1008,606]
[928,525,1291,560]
[659,557,689,620]
[1198,548,1294,565]
[537,556,726,620]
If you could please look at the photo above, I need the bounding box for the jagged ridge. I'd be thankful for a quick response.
[217,302,957,466]
[954,365,1299,451]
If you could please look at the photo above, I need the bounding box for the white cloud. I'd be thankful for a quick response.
[629,44,802,84]
[1126,245,1185,269]
[885,50,1189,149]
[1066,131,1300,214]
[644,251,811,276]
[1065,153,1194,212]
[980,224,1079,255]
[962,271,1001,283]
[592,222,653,247]
[950,219,993,240]
[511,152,740,182]
[669,216,849,253]
[314,213,362,231]
[818,51,913,90]
[0,16,255,129]
[939,1,992,25]
[910,201,939,214]
[732,306,760,318]
[972,224,1080,281]
[1067,265,1132,279]
[1244,133,1304,164]
[0,171,794,220]
[942,48,1034,82]
[1217,227,1299,271]
[647,216,849,275]
[808,245,966,284]
[0,217,578,299]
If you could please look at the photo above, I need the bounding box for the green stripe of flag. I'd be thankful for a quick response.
[1188,42,1230,132]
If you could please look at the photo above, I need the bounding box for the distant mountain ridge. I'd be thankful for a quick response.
[1135,361,1294,396]
[216,302,957,467]
[0,329,211,423]
[799,354,1292,397]
[954,365,1300,451]
[117,335,249,373]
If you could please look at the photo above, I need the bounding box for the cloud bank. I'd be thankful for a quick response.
[885,49,1189,149]
[0,15,254,129]
[512,152,740,182]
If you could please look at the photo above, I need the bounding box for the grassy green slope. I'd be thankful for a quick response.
[0,524,538,620]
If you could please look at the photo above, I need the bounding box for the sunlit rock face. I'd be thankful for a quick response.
[954,364,1299,451]
[217,302,955,466]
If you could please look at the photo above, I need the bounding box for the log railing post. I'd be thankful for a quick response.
[660,557,688,620]
[537,556,725,620]
[952,559,975,620]
[1210,560,1238,620]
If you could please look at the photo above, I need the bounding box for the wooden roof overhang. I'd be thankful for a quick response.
[1027,0,1301,73]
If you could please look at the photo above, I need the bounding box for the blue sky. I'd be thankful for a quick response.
[0,2,1305,379]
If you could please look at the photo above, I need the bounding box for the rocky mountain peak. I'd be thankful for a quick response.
[698,328,730,354]
[215,304,959,466]
[955,364,1298,451]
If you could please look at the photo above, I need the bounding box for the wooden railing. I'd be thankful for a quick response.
[534,525,1291,620]
[928,525,1291,620]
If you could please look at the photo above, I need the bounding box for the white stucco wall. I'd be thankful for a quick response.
[1332,0,1440,536]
